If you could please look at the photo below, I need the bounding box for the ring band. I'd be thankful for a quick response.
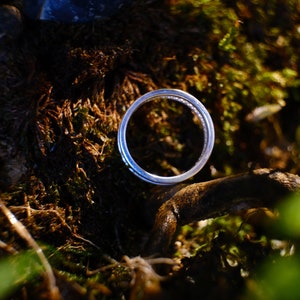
[117,89,215,185]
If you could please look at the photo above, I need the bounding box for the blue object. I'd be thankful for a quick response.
[23,0,132,22]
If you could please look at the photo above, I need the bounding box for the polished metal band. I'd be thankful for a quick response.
[117,89,215,185]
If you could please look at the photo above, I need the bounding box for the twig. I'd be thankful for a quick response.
[9,205,100,250]
[0,198,61,300]
[0,239,17,254]
[86,255,177,284]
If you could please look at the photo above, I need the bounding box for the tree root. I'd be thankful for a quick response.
[144,168,300,255]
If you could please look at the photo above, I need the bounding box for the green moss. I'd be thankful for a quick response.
[1,0,300,299]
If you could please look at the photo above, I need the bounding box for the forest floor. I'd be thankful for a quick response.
[1,0,300,299]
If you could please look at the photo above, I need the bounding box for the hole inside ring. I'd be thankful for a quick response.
[126,97,205,177]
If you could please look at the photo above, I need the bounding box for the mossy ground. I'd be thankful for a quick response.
[1,0,300,299]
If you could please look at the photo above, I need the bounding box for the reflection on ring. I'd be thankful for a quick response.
[117,89,215,185]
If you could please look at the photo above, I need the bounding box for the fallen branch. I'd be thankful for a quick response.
[144,168,300,255]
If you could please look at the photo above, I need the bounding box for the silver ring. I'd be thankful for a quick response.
[117,89,215,185]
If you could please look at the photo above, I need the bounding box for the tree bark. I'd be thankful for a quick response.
[144,168,300,255]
